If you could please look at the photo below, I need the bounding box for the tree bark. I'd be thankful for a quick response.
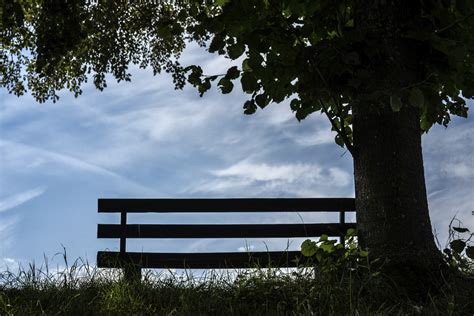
[352,103,441,269]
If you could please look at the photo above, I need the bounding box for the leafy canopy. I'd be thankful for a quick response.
[2,0,473,150]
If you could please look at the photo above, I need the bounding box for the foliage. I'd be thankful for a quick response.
[442,218,474,274]
[2,0,473,150]
[300,228,373,274]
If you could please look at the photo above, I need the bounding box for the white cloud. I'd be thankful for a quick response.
[0,257,17,271]
[191,160,353,197]
[3,257,15,264]
[238,245,255,252]
[213,161,321,183]
[441,162,474,180]
[0,186,46,213]
[101,101,217,143]
[212,161,351,187]
[327,167,352,187]
[0,140,157,195]
[0,216,19,253]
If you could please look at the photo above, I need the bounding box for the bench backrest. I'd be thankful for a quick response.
[97,198,356,270]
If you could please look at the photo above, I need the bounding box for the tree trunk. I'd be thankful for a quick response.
[352,104,441,269]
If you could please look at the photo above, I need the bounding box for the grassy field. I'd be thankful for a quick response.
[1,226,473,315]
[0,252,472,315]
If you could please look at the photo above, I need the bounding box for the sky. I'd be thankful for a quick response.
[0,43,473,272]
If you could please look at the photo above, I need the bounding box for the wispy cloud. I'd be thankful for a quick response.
[441,162,474,180]
[191,160,352,197]
[212,160,351,187]
[213,161,321,182]
[0,140,157,195]
[0,186,46,213]
[0,216,19,255]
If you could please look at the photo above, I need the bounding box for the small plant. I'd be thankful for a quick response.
[443,218,474,274]
[300,229,372,274]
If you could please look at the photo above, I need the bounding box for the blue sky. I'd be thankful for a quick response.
[0,44,473,271]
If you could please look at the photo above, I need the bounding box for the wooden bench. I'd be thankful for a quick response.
[97,198,356,280]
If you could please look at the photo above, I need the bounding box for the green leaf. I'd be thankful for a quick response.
[247,51,264,69]
[243,100,256,114]
[319,234,329,242]
[198,79,211,96]
[255,93,269,108]
[390,96,402,112]
[216,0,230,6]
[371,271,381,277]
[452,227,469,233]
[209,35,225,53]
[228,42,245,60]
[242,59,252,72]
[335,134,345,147]
[290,98,301,111]
[420,113,432,131]
[466,246,474,259]
[346,228,357,237]
[450,239,466,254]
[218,78,233,94]
[225,66,240,80]
[186,65,203,86]
[320,242,335,253]
[282,7,292,18]
[409,88,424,108]
[301,239,317,257]
[241,72,258,93]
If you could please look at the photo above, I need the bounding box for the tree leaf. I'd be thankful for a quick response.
[255,93,269,108]
[209,35,225,53]
[198,79,211,96]
[216,0,230,7]
[320,242,335,253]
[301,239,317,257]
[218,78,233,94]
[228,42,245,60]
[346,228,357,237]
[450,239,466,254]
[240,72,258,93]
[242,59,252,72]
[225,66,240,80]
[409,88,424,108]
[290,98,301,111]
[335,134,345,147]
[466,246,474,259]
[243,100,256,114]
[452,226,469,233]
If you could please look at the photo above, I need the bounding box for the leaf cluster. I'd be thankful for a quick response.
[1,0,473,148]
[443,218,474,274]
[300,229,376,276]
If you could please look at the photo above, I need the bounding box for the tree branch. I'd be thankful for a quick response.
[318,99,354,156]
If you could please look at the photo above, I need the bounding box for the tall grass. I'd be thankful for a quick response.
[1,223,473,315]
[0,249,472,315]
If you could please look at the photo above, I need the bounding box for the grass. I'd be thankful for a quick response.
[0,251,473,315]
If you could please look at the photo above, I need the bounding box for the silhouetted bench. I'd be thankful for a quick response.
[97,198,356,280]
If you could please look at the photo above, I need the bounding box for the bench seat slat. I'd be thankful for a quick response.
[97,251,312,269]
[98,198,355,213]
[98,223,356,239]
